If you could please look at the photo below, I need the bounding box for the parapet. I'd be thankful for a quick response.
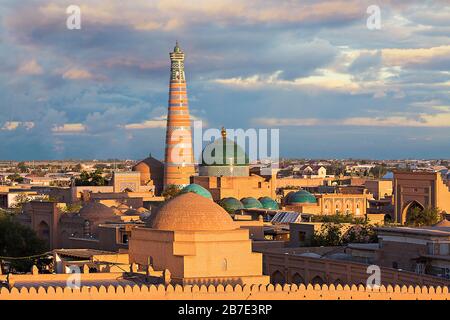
[0,283,448,300]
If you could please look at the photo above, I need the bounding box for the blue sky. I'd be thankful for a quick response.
[0,0,449,160]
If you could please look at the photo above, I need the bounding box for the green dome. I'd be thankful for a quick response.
[240,197,263,209]
[287,190,316,204]
[219,197,244,214]
[258,197,279,210]
[201,136,249,167]
[180,184,213,200]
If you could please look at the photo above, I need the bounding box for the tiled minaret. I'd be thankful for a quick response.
[163,42,195,188]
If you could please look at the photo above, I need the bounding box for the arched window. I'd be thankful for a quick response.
[222,258,228,271]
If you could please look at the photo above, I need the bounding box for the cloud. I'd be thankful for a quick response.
[17,59,43,75]
[214,69,360,93]
[52,123,86,134]
[123,116,167,130]
[62,68,95,80]
[1,121,35,131]
[1,0,450,159]
[254,112,450,128]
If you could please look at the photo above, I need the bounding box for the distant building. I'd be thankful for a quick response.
[283,189,370,217]
[365,179,393,200]
[393,172,450,223]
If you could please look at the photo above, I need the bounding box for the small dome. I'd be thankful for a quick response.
[151,193,236,231]
[79,201,122,220]
[287,190,316,204]
[258,197,279,210]
[240,197,263,209]
[219,197,244,214]
[180,183,213,200]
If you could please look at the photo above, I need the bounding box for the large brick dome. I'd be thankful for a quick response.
[150,193,236,231]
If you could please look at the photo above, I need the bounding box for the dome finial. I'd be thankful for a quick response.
[221,127,227,139]
[174,40,181,53]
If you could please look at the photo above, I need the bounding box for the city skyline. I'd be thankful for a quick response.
[1,1,449,160]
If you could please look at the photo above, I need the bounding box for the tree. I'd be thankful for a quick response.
[74,169,107,186]
[406,207,441,227]
[0,213,48,272]
[7,173,24,183]
[369,165,388,179]
[17,162,28,173]
[162,184,181,200]
[12,193,31,210]
[311,223,343,246]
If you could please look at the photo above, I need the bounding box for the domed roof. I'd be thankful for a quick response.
[180,183,213,200]
[79,201,122,220]
[287,190,317,204]
[132,155,164,173]
[258,197,279,210]
[150,193,236,231]
[201,129,249,167]
[219,197,244,214]
[241,197,263,209]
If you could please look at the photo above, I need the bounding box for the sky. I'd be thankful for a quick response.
[0,0,449,161]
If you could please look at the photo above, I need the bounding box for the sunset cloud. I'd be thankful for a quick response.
[1,0,450,159]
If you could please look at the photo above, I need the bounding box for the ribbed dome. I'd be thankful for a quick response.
[287,190,317,204]
[201,137,249,167]
[219,197,244,214]
[241,197,263,209]
[259,197,279,210]
[180,183,213,199]
[150,193,236,231]
[79,201,122,219]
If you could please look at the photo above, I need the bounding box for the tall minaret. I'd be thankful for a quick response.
[163,42,195,188]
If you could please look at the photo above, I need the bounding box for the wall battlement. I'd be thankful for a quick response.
[0,283,448,300]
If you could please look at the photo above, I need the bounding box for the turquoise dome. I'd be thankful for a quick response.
[201,135,249,167]
[180,184,213,200]
[258,197,279,210]
[240,197,263,209]
[219,197,244,214]
[287,190,316,204]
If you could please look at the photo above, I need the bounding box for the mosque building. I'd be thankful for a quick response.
[129,192,269,285]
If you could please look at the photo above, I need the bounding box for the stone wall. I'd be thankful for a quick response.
[263,253,450,288]
[0,283,448,300]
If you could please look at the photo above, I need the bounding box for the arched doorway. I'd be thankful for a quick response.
[292,273,305,285]
[271,270,285,285]
[403,200,425,223]
[37,221,50,245]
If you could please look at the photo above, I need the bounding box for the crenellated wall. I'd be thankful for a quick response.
[0,283,448,300]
